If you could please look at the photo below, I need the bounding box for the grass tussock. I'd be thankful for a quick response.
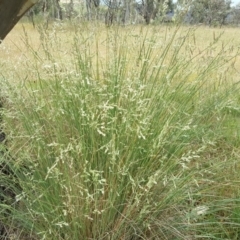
[1,23,240,239]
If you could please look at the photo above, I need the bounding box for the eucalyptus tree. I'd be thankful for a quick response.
[141,0,174,24]
[104,0,134,25]
[182,0,232,26]
[52,0,63,20]
[121,0,131,24]
[86,0,100,20]
[232,3,240,25]
[32,0,63,20]
[103,0,121,25]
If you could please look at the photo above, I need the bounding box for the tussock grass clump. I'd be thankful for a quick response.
[1,24,240,239]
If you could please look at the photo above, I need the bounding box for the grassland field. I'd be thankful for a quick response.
[1,23,240,80]
[0,22,240,239]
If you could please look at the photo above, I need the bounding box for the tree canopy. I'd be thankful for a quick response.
[189,0,231,26]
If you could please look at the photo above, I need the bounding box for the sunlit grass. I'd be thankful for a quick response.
[1,22,240,239]
[1,23,240,82]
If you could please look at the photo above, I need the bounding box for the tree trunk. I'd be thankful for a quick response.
[0,0,38,41]
[122,0,131,24]
[53,0,63,20]
[144,0,154,24]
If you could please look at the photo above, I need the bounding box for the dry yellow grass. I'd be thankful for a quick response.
[1,22,240,85]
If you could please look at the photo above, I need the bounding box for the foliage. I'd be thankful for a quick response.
[1,23,240,239]
[230,4,240,25]
[179,0,232,26]
[26,0,175,25]
[143,0,174,24]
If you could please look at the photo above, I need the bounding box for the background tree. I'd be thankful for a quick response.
[143,0,174,24]
[31,0,63,20]
[121,0,134,24]
[231,3,240,25]
[187,0,232,26]
[104,0,119,26]
[66,0,75,19]
[86,0,100,20]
